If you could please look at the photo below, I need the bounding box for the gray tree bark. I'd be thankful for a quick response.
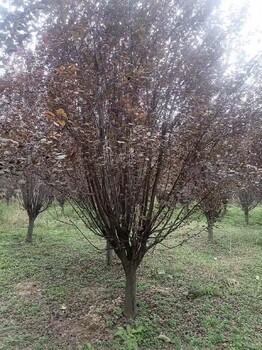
[26,216,35,243]
[123,264,137,318]
[244,208,249,225]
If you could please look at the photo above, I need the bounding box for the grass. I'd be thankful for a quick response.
[0,201,261,349]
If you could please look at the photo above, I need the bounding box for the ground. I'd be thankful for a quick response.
[0,202,261,350]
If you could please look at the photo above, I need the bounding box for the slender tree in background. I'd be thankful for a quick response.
[106,241,113,266]
[199,187,228,242]
[20,172,52,243]
[238,185,261,225]
[193,160,232,242]
[55,191,67,215]
[235,83,262,225]
[0,176,17,205]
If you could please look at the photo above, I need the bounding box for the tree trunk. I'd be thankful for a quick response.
[106,241,113,266]
[183,203,189,223]
[26,216,35,243]
[244,208,249,225]
[123,264,137,318]
[183,203,189,216]
[207,215,214,242]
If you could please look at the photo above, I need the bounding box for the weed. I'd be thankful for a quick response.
[114,324,147,350]
[188,283,222,298]
[80,343,95,350]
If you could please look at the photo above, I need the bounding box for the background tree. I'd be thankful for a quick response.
[20,172,52,243]
[0,175,18,205]
[54,190,67,215]
[192,155,233,242]
[235,86,262,225]
[199,187,228,242]
[106,241,113,266]
[237,183,261,225]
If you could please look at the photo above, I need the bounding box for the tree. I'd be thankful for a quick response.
[20,172,52,243]
[234,85,262,225]
[238,185,260,225]
[0,0,260,318]
[41,0,252,318]
[192,159,233,242]
[55,191,67,215]
[0,175,17,205]
[199,187,228,242]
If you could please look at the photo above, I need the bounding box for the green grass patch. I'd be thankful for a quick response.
[0,201,261,349]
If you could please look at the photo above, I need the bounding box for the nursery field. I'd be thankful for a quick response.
[0,202,261,350]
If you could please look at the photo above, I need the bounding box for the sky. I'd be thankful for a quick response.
[221,0,262,59]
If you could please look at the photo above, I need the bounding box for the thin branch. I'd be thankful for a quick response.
[47,209,105,252]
